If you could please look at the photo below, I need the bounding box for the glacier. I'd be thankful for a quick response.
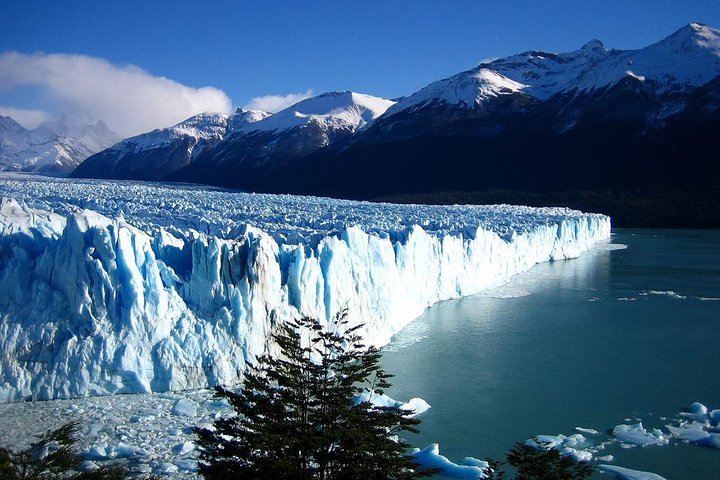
[0,174,610,402]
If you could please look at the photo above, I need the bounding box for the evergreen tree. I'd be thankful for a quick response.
[195,312,432,480]
[482,439,594,480]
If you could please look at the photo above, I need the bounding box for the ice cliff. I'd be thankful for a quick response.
[0,175,610,402]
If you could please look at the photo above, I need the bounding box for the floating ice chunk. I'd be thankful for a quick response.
[641,290,686,299]
[529,434,566,449]
[599,464,667,480]
[688,402,709,415]
[354,389,431,417]
[710,409,720,426]
[666,421,720,449]
[402,397,432,416]
[410,444,488,479]
[612,423,669,447]
[574,427,599,435]
[596,454,614,462]
[527,434,592,462]
[460,457,488,467]
[172,399,198,417]
[680,402,709,422]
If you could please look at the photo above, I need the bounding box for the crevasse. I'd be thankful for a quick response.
[0,184,610,403]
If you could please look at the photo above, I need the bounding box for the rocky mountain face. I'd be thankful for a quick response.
[73,91,394,184]
[255,23,720,202]
[0,116,120,174]
[71,23,720,226]
[71,112,242,181]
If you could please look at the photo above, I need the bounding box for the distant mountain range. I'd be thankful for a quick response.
[73,91,394,184]
[62,23,720,225]
[0,115,120,174]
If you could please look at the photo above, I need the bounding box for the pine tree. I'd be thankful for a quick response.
[195,312,432,480]
[507,441,593,480]
[482,439,594,480]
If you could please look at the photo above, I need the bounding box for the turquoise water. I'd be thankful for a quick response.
[381,230,720,479]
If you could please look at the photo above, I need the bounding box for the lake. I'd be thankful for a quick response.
[381,229,720,479]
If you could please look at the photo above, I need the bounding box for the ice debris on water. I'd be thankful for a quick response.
[612,423,669,447]
[411,444,489,479]
[598,464,667,480]
[354,389,431,417]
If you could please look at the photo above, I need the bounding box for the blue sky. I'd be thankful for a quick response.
[1,0,719,135]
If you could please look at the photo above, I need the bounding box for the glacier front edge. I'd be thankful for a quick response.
[0,177,610,402]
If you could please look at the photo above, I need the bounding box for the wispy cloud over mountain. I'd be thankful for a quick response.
[0,106,50,129]
[0,52,232,136]
[243,89,314,113]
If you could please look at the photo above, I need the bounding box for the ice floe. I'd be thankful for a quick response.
[599,464,667,480]
[411,444,489,479]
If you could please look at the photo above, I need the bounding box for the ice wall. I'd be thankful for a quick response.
[0,178,610,402]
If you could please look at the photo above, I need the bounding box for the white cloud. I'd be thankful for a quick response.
[478,57,499,65]
[0,52,232,137]
[243,89,314,113]
[0,106,51,129]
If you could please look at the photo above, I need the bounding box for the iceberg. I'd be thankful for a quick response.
[354,389,431,417]
[410,444,489,479]
[0,175,610,402]
[599,464,667,480]
[612,423,670,447]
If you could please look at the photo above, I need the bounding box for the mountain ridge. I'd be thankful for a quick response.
[0,115,120,174]
[68,23,720,226]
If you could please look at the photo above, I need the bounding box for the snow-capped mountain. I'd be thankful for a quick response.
[257,23,720,204]
[490,22,719,95]
[385,68,531,117]
[383,23,720,119]
[227,108,272,133]
[73,91,393,183]
[0,115,120,174]
[239,91,394,133]
[71,111,249,180]
[166,91,394,186]
[72,23,720,213]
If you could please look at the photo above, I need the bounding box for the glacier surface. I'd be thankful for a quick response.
[0,174,610,402]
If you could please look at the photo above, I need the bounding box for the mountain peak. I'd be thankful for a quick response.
[228,108,272,133]
[687,22,717,35]
[0,115,26,134]
[385,66,528,117]
[240,91,395,133]
[659,22,720,51]
[581,39,605,51]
